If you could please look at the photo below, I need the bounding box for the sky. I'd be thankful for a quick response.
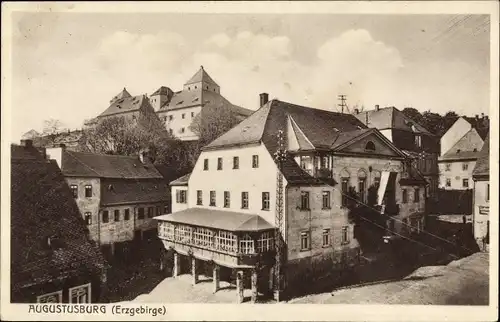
[10,12,491,141]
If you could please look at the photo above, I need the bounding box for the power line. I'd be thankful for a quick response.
[338,95,347,114]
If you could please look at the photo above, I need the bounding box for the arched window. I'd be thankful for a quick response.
[372,170,381,188]
[340,168,350,207]
[365,141,376,151]
[358,169,367,202]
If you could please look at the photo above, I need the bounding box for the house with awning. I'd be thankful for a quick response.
[156,95,427,303]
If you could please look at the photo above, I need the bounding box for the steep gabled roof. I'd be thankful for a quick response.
[151,86,173,96]
[184,66,219,86]
[60,150,163,179]
[110,87,132,103]
[440,128,484,161]
[473,134,489,178]
[98,95,149,118]
[11,147,106,292]
[355,107,434,136]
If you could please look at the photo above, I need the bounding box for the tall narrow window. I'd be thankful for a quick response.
[358,178,366,203]
[176,190,187,203]
[445,163,451,171]
[102,210,109,223]
[341,226,349,244]
[217,157,223,170]
[415,135,422,148]
[70,185,78,198]
[148,207,154,218]
[446,178,451,187]
[156,206,161,216]
[322,191,331,209]
[300,231,310,251]
[402,189,408,203]
[203,159,209,170]
[197,190,203,205]
[233,156,239,169]
[252,155,259,168]
[138,208,145,219]
[262,192,270,210]
[114,209,120,221]
[300,191,310,210]
[462,163,469,171]
[414,188,420,202]
[124,209,130,221]
[463,179,469,188]
[322,229,330,247]
[182,113,185,119]
[210,191,216,206]
[224,191,230,208]
[486,184,490,201]
[85,185,92,198]
[341,178,349,207]
[84,212,92,225]
[241,192,249,209]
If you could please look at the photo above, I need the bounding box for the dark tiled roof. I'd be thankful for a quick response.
[151,86,173,96]
[110,88,132,104]
[100,179,169,206]
[330,128,374,150]
[473,134,489,177]
[11,145,44,160]
[170,173,191,186]
[281,156,337,186]
[464,116,490,140]
[155,208,274,232]
[11,153,106,292]
[184,66,219,86]
[99,95,149,118]
[61,150,163,179]
[355,107,433,136]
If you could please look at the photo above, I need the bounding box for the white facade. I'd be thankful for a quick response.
[439,160,477,189]
[158,106,201,141]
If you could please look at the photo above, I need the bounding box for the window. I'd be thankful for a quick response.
[341,226,349,244]
[365,141,376,151]
[216,230,236,253]
[191,112,195,117]
[175,225,192,243]
[210,191,216,206]
[102,210,109,223]
[148,207,154,218]
[70,185,78,198]
[252,155,259,168]
[414,188,420,202]
[84,212,92,225]
[358,178,366,203]
[300,231,310,251]
[402,189,408,203]
[445,163,451,171]
[233,156,239,169]
[69,283,91,303]
[37,290,63,303]
[262,192,270,210]
[224,191,230,208]
[446,178,451,187]
[462,163,469,171]
[300,191,310,210]
[322,229,331,247]
[322,191,331,209]
[486,184,490,201]
[114,209,120,222]
[169,115,173,121]
[176,190,187,204]
[239,234,255,254]
[138,208,145,220]
[415,135,422,148]
[462,179,469,188]
[124,209,130,221]
[85,185,92,198]
[182,113,185,119]
[156,206,161,216]
[373,172,381,188]
[193,227,213,247]
[217,157,223,170]
[241,192,249,209]
[257,231,273,252]
[203,158,209,170]
[197,190,203,205]
[180,127,185,133]
[341,178,349,207]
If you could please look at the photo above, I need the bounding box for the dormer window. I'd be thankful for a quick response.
[456,149,461,153]
[473,148,477,152]
[365,141,376,152]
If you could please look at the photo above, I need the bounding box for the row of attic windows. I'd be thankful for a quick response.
[203,155,259,171]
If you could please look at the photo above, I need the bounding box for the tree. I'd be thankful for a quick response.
[41,118,67,145]
[401,107,424,126]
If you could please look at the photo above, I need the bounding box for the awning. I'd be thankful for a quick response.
[154,208,275,232]
[377,172,397,205]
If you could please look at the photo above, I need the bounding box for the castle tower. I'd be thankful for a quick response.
[183,65,220,94]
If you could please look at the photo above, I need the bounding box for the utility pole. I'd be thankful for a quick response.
[338,94,347,114]
[273,130,286,302]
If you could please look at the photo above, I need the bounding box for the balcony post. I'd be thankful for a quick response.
[251,268,258,303]
[191,256,198,285]
[173,252,180,277]
[236,270,244,303]
[212,264,220,293]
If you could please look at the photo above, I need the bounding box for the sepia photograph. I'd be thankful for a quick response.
[1,1,498,321]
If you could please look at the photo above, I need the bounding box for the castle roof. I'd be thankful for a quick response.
[184,66,219,86]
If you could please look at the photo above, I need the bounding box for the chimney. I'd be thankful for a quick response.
[375,105,380,111]
[354,108,359,114]
[475,114,479,120]
[20,139,33,148]
[260,93,269,107]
